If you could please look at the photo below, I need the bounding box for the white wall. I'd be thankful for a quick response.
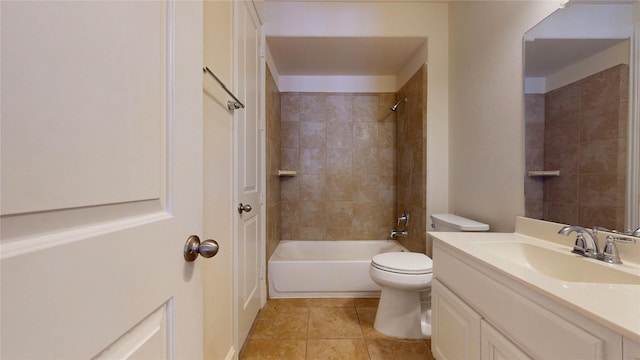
[203,2,234,359]
[264,1,450,231]
[448,1,559,232]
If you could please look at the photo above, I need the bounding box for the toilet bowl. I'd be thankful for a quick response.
[370,252,433,339]
[369,213,489,339]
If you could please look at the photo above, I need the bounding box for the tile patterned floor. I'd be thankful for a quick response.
[240,298,435,360]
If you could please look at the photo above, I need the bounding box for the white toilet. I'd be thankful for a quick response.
[369,213,489,339]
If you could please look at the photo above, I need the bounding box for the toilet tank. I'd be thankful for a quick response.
[431,213,489,232]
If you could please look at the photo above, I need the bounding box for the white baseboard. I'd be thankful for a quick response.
[225,346,236,360]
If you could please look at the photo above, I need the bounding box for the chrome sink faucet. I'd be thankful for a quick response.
[558,225,600,259]
[559,225,638,264]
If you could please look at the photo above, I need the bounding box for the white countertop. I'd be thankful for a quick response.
[430,230,640,343]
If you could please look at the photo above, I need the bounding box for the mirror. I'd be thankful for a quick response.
[523,2,638,231]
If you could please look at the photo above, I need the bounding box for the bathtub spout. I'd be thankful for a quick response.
[390,230,408,238]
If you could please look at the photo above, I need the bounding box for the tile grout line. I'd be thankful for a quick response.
[305,301,310,360]
[355,302,373,360]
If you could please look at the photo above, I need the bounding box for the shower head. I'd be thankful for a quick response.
[391,98,408,112]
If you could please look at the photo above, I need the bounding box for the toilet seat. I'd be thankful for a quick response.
[371,252,432,275]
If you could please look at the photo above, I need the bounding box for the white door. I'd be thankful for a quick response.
[1,2,204,359]
[233,0,263,348]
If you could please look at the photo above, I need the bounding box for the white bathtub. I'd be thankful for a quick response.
[268,240,408,298]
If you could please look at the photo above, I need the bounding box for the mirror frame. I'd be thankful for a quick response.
[627,25,639,231]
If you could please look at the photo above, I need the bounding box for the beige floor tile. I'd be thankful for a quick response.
[308,298,355,308]
[356,307,385,339]
[240,339,306,360]
[366,338,434,360]
[306,339,370,360]
[308,307,363,339]
[267,298,312,309]
[354,297,379,308]
[248,298,436,359]
[252,307,309,340]
[259,300,310,320]
[424,338,431,349]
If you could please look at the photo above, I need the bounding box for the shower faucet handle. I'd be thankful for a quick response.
[397,211,410,227]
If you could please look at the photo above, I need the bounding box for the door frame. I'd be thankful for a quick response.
[231,0,267,354]
[627,24,640,231]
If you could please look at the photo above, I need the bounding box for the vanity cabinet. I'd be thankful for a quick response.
[432,279,531,360]
[433,241,625,360]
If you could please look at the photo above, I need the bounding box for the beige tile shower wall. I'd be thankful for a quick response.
[280,92,397,241]
[396,65,428,254]
[543,64,628,230]
[266,66,281,259]
[524,94,545,219]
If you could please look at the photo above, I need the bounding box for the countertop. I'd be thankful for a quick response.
[429,220,640,343]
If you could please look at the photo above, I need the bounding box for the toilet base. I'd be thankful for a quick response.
[373,286,431,339]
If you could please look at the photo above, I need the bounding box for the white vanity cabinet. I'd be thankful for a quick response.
[432,279,531,360]
[432,241,625,360]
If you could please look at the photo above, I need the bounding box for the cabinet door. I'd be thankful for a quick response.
[624,337,640,360]
[432,279,482,360]
[481,320,532,360]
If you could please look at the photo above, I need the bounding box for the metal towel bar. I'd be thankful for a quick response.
[202,66,245,110]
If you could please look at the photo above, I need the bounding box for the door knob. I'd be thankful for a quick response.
[184,235,219,262]
[238,203,252,214]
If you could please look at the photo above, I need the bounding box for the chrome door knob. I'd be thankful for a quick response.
[184,235,219,262]
[238,203,252,214]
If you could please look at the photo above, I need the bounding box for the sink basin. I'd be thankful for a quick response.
[471,241,640,285]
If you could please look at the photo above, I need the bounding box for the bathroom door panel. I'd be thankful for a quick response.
[0,2,203,359]
[234,0,263,347]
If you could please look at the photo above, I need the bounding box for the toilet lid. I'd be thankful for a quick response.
[371,252,433,274]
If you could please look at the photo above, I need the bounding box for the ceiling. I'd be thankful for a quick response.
[264,1,630,78]
[524,38,628,77]
[270,36,627,78]
[267,36,427,76]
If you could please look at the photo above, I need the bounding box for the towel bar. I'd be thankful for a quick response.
[202,66,245,111]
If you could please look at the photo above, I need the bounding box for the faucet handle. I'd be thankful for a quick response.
[571,234,588,256]
[602,235,637,264]
[605,235,637,244]
[397,211,410,227]
[592,226,612,235]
